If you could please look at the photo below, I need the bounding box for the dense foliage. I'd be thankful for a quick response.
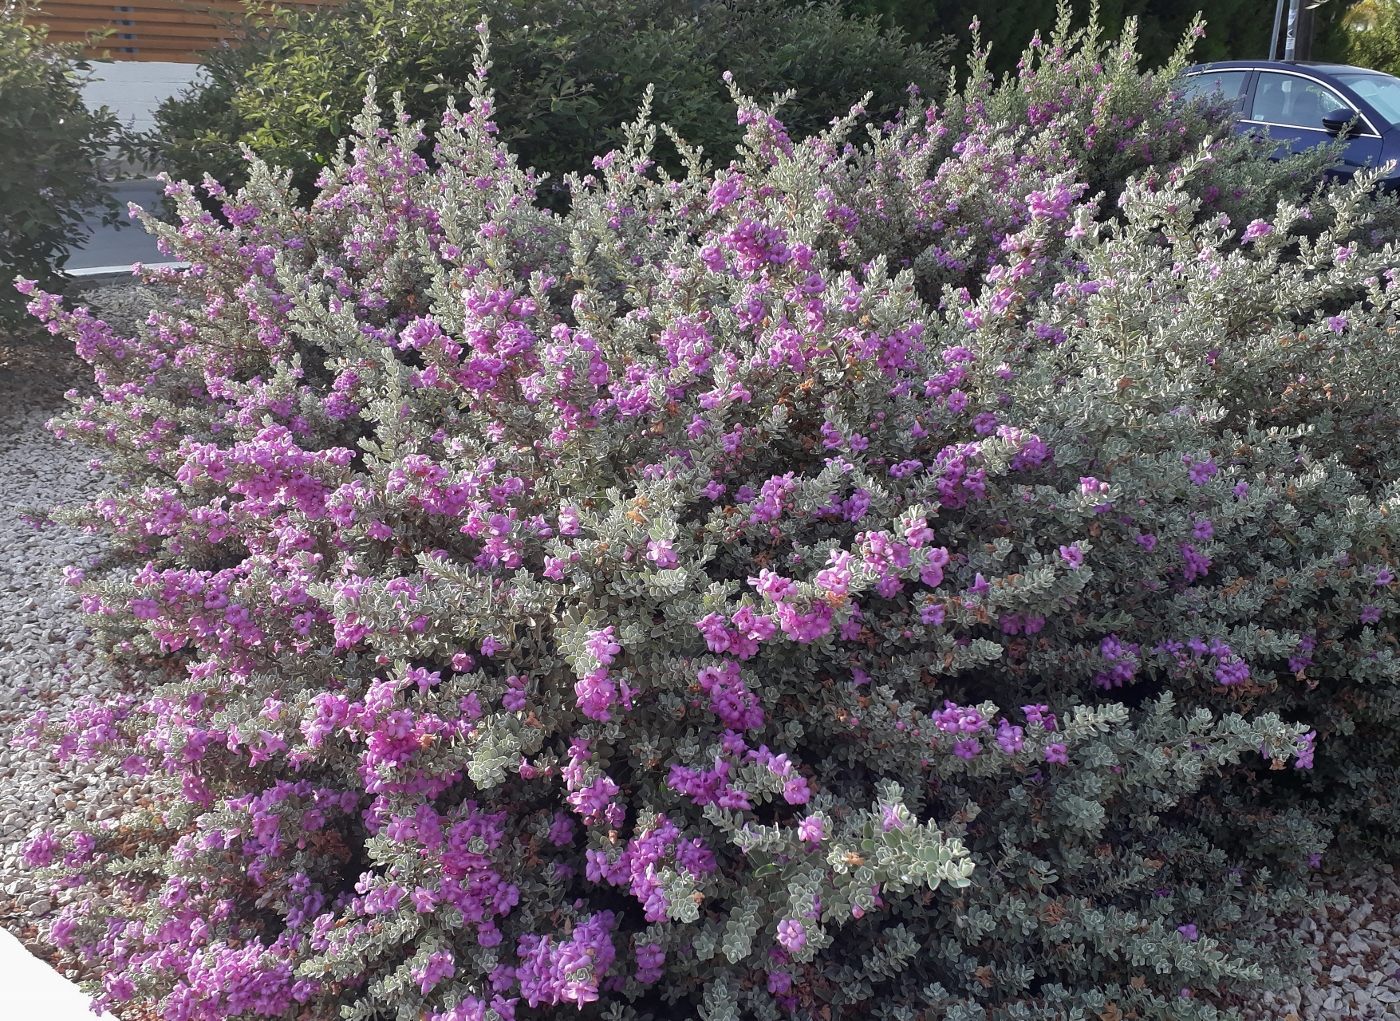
[141,25,274,210]
[0,3,124,331]
[1343,0,1400,75]
[143,0,950,200]
[844,0,1245,64]
[843,0,1356,73]
[19,7,1400,1020]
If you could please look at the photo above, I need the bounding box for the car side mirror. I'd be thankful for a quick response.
[1322,108,1357,136]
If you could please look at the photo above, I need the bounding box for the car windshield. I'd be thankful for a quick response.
[1336,72,1400,126]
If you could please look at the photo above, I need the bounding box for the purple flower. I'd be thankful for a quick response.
[1214,654,1249,687]
[1289,634,1317,674]
[1176,923,1198,942]
[1184,456,1218,486]
[1181,543,1212,583]
[782,775,812,805]
[645,539,679,569]
[797,815,826,845]
[516,912,617,1008]
[952,738,981,760]
[776,918,807,952]
[585,626,622,666]
[567,774,622,825]
[503,674,529,712]
[1095,635,1141,690]
[1361,604,1382,625]
[707,174,741,212]
[697,660,765,730]
[933,702,989,735]
[1325,315,1348,335]
[1044,743,1069,765]
[995,720,1025,754]
[547,812,575,847]
[1295,730,1317,770]
[749,568,796,602]
[635,942,665,985]
[1058,543,1084,570]
[411,886,439,913]
[21,831,60,868]
[972,411,999,434]
[411,950,455,995]
[1241,219,1273,242]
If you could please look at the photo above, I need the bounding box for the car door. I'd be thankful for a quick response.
[1245,71,1383,180]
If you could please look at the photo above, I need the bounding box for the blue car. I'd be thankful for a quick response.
[1179,60,1400,187]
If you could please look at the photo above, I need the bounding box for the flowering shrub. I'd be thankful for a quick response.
[18,7,1400,1020]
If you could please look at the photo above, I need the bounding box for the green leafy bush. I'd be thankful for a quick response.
[18,7,1400,1021]
[1344,0,1400,75]
[138,27,273,206]
[841,0,1351,75]
[145,0,951,199]
[0,3,124,331]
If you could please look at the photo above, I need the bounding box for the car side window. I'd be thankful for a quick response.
[1180,71,1249,110]
[1250,73,1348,130]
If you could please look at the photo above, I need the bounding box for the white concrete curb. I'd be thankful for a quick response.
[0,925,117,1020]
[69,262,189,276]
[68,263,190,288]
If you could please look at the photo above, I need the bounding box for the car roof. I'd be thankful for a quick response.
[1185,59,1383,77]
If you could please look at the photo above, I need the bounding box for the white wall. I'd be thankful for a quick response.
[77,60,207,135]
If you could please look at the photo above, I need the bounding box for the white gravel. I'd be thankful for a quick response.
[0,284,159,996]
[1242,864,1400,1020]
[0,284,1398,1019]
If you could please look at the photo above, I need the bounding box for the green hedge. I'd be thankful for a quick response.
[145,0,952,199]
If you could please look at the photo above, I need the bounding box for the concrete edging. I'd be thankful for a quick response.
[67,263,190,289]
[0,926,117,1021]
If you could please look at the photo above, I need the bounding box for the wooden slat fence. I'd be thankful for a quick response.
[23,0,336,61]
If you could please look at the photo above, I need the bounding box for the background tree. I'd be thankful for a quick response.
[0,2,127,332]
[841,0,1354,74]
[1343,0,1400,73]
[145,0,952,201]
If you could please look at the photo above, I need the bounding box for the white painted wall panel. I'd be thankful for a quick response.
[76,59,207,134]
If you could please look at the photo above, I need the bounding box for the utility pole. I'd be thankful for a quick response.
[1296,2,1316,61]
[1284,0,1301,59]
[1277,0,1326,62]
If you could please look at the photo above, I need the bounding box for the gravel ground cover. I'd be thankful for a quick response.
[0,284,1397,1019]
[0,283,160,1020]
